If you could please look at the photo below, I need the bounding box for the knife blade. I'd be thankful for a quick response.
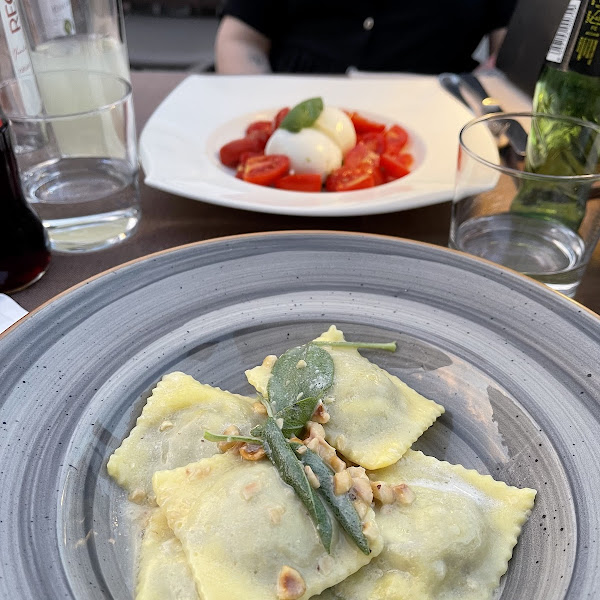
[458,72,528,157]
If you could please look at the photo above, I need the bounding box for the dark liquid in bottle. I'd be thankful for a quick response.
[0,116,50,293]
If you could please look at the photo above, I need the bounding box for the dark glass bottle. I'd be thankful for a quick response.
[0,111,50,293]
[511,0,600,230]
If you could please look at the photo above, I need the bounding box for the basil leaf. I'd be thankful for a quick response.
[268,343,334,416]
[262,417,332,552]
[279,97,324,132]
[292,443,370,555]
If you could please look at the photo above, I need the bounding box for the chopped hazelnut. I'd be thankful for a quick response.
[317,555,334,576]
[311,402,330,424]
[127,489,146,504]
[353,499,369,520]
[351,477,374,504]
[304,465,320,489]
[268,505,286,525]
[347,466,367,479]
[252,402,268,415]
[305,421,326,440]
[158,420,174,432]
[277,566,306,600]
[217,425,241,452]
[239,443,266,461]
[185,464,212,480]
[333,470,353,495]
[362,520,379,544]
[371,481,396,504]
[329,455,346,473]
[296,359,307,369]
[241,480,262,500]
[393,483,416,505]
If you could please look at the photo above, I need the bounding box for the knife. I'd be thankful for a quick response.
[458,72,528,157]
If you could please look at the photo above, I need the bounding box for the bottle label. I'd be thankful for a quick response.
[569,0,600,75]
[1,0,34,77]
[546,0,600,76]
[547,0,581,63]
[0,0,42,114]
[36,1,76,39]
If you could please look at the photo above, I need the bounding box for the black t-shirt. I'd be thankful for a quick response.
[222,0,517,74]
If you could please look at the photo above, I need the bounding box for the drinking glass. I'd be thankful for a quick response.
[0,70,140,253]
[20,0,131,82]
[450,112,600,298]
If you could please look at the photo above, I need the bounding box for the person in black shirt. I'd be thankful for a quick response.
[215,0,517,75]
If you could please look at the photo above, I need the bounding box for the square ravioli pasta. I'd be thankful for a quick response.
[152,452,384,600]
[107,371,262,504]
[245,326,444,469]
[136,508,199,600]
[317,450,536,600]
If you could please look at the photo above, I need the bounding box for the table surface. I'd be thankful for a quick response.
[10,70,600,316]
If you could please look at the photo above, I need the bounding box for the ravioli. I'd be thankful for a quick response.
[318,450,537,600]
[246,326,444,469]
[107,371,261,503]
[136,508,199,600]
[152,452,384,600]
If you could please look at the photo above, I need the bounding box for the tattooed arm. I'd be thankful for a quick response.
[215,15,272,74]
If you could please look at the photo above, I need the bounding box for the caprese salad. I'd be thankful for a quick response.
[218,97,413,192]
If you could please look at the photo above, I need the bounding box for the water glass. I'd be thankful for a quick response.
[0,70,140,253]
[21,0,130,82]
[450,112,600,298]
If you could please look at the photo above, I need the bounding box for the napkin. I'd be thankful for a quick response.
[0,294,28,334]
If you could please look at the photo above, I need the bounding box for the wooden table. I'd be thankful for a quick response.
[11,70,600,315]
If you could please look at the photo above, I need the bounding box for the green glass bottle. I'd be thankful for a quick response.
[511,0,600,230]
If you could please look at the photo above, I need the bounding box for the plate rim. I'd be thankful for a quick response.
[138,73,475,217]
[1,230,600,599]
[3,231,599,343]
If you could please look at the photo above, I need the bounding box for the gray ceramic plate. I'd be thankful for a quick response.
[1,232,599,599]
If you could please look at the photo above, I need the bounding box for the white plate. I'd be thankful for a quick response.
[139,74,481,217]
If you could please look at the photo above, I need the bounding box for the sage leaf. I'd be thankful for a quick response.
[262,417,333,552]
[203,431,263,445]
[279,97,324,132]
[275,395,320,438]
[292,443,370,555]
[268,343,334,416]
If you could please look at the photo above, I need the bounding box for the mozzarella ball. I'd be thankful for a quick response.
[313,106,357,155]
[265,128,342,180]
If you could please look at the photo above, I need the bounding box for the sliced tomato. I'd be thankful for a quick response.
[247,129,270,151]
[274,173,322,192]
[384,124,409,154]
[348,112,386,134]
[236,150,264,177]
[220,133,269,167]
[239,150,264,165]
[242,154,290,186]
[398,152,414,168]
[273,107,290,129]
[344,142,380,170]
[380,152,412,179]
[356,131,385,154]
[246,120,273,137]
[325,164,376,192]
